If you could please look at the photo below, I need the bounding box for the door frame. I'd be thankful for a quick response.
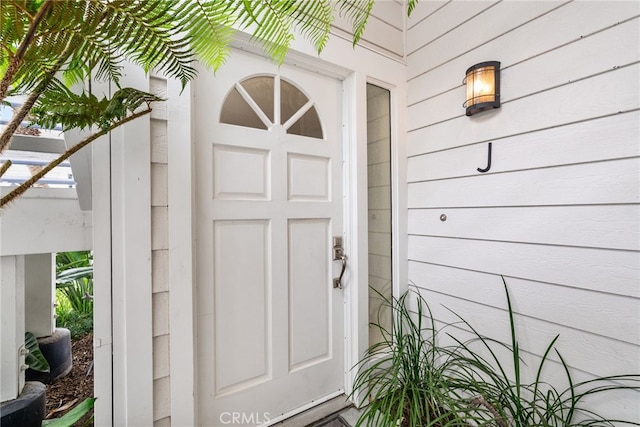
[180,34,408,423]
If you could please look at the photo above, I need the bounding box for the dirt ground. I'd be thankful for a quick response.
[44,333,94,425]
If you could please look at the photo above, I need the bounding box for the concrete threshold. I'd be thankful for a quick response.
[272,395,363,427]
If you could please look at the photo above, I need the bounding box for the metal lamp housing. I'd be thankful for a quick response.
[464,61,501,116]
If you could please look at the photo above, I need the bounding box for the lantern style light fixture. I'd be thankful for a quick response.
[463,61,501,116]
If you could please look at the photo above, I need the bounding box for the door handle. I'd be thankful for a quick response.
[333,254,347,289]
[332,236,346,289]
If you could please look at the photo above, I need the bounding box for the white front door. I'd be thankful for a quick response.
[194,50,345,426]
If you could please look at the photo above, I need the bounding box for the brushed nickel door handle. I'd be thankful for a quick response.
[333,254,347,289]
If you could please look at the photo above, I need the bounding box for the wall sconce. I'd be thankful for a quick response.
[464,61,501,116]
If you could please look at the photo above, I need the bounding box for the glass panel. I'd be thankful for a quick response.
[286,106,323,139]
[240,76,275,123]
[366,84,392,346]
[220,87,267,130]
[280,79,308,125]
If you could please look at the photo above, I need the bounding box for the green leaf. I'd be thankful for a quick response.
[24,331,49,373]
[41,397,96,427]
[29,86,163,131]
[56,266,94,286]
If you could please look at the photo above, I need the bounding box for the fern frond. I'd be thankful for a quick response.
[87,0,197,87]
[288,0,333,54]
[176,0,236,72]
[407,0,419,17]
[336,0,374,47]
[30,85,163,131]
[236,0,296,64]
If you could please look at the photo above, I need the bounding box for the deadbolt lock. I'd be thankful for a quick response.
[333,236,344,260]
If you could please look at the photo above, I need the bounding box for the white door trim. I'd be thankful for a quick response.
[341,71,368,401]
[167,78,197,426]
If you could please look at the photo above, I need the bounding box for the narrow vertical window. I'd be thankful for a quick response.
[366,84,392,345]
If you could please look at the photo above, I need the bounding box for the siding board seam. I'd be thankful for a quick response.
[407,1,572,81]
[410,203,640,210]
[407,16,640,107]
[408,61,640,121]
[369,12,404,32]
[406,0,451,31]
[406,1,500,56]
[407,155,640,183]
[505,60,640,104]
[407,233,640,253]
[506,14,640,70]
[407,109,640,157]
[407,260,638,299]
[408,202,640,210]
[407,107,640,136]
[411,283,638,347]
[329,28,405,63]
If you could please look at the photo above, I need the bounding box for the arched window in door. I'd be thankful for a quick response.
[220,75,323,139]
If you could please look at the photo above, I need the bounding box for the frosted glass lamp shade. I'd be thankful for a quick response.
[464,61,501,116]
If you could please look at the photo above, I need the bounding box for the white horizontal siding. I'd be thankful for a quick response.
[409,158,639,207]
[331,0,405,59]
[406,0,640,421]
[408,1,639,102]
[408,63,640,153]
[408,112,640,179]
[410,262,639,346]
[408,205,640,251]
[150,72,171,424]
[408,235,639,297]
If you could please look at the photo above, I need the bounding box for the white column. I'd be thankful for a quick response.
[110,63,154,426]
[24,253,56,338]
[0,255,26,403]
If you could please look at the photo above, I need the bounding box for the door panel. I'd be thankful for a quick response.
[195,49,344,426]
[288,218,331,371]
[214,220,271,395]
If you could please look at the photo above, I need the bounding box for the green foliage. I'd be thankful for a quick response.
[41,397,96,427]
[55,251,93,338]
[2,0,424,204]
[352,289,490,426]
[338,0,376,47]
[352,280,640,427]
[30,86,164,131]
[25,331,50,373]
[55,289,93,339]
[2,0,383,98]
[1,0,393,204]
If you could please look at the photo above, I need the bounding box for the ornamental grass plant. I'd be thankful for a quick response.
[351,279,640,427]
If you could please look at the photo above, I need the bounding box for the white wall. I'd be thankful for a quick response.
[406,0,639,420]
[331,0,406,60]
[0,188,91,256]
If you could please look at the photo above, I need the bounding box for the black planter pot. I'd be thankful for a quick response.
[25,328,73,384]
[0,381,46,427]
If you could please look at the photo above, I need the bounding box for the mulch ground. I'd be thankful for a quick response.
[44,333,94,425]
